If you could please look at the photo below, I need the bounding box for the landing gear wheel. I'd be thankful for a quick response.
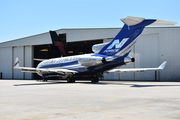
[91,76,99,83]
[67,77,75,83]
[43,79,48,82]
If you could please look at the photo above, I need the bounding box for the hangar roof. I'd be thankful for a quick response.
[0,28,121,48]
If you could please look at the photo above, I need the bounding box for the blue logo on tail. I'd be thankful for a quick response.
[104,38,128,54]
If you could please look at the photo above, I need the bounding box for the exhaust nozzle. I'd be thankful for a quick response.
[124,57,135,64]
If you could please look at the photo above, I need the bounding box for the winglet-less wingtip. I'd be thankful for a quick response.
[158,61,167,69]
[14,57,20,68]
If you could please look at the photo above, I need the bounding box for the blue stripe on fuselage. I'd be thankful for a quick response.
[38,60,78,68]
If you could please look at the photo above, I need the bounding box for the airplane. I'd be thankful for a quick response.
[49,30,67,57]
[14,16,177,83]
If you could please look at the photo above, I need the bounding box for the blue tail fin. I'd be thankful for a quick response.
[98,17,156,56]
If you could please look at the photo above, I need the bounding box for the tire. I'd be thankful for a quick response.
[67,77,75,83]
[43,79,48,82]
[91,76,99,83]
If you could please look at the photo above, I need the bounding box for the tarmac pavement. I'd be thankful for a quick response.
[0,80,180,120]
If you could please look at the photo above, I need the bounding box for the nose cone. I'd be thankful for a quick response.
[124,57,135,64]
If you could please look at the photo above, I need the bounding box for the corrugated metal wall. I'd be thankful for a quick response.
[0,47,13,79]
[0,46,33,79]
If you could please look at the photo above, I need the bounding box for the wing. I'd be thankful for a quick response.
[107,61,167,73]
[14,58,78,75]
[15,67,78,76]
[33,58,47,61]
[37,68,78,75]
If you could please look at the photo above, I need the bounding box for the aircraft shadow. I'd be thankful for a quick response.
[14,81,68,86]
[14,81,111,86]
[14,80,180,88]
[130,84,180,87]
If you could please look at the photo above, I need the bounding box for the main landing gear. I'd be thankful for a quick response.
[41,76,48,82]
[91,76,99,83]
[67,77,75,83]
[66,75,99,83]
[41,74,100,83]
[43,78,48,82]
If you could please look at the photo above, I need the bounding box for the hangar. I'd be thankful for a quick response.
[0,27,180,81]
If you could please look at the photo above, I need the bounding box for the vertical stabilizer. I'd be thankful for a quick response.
[49,31,67,56]
[98,16,176,56]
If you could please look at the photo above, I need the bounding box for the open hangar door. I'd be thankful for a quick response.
[33,33,103,79]
[66,40,103,56]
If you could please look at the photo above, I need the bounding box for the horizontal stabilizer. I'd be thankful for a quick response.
[121,16,145,26]
[121,16,177,26]
[150,20,177,26]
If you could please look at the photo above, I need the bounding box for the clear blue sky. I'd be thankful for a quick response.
[0,0,180,43]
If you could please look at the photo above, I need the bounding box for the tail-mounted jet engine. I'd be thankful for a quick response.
[124,57,135,64]
[78,57,106,66]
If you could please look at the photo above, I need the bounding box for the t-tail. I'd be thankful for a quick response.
[98,16,177,56]
[49,31,67,56]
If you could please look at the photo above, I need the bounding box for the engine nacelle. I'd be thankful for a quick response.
[78,56,106,66]
[124,56,135,64]
[92,42,109,53]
